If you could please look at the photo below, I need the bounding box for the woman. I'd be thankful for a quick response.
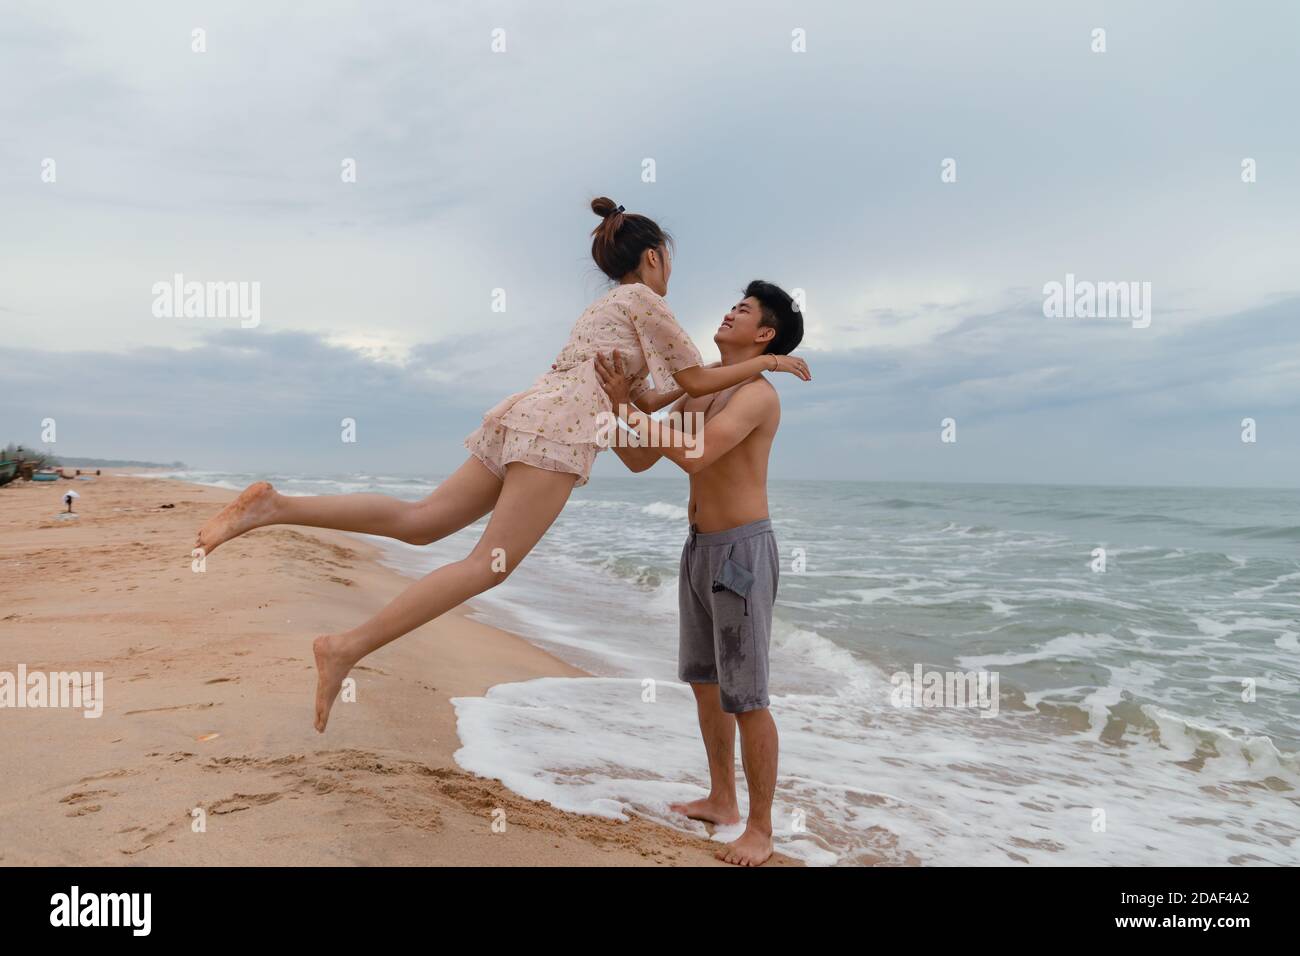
[195,197,811,731]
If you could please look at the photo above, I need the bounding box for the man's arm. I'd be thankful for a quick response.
[630,384,685,414]
[639,381,776,475]
[609,395,687,473]
[595,351,681,473]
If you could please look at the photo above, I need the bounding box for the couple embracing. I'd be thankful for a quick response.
[195,197,809,865]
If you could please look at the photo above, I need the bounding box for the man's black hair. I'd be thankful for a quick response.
[744,280,803,355]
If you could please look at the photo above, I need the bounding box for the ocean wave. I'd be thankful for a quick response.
[1231,569,1300,599]
[641,501,688,521]
[771,621,884,691]
[935,522,1001,536]
[592,553,673,591]
[1216,524,1300,541]
[1113,512,1205,528]
[956,632,1121,669]
[1142,705,1300,781]
[1192,615,1297,639]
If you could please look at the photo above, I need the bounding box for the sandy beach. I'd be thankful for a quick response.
[0,474,795,866]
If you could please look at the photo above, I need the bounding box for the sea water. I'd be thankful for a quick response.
[161,470,1300,866]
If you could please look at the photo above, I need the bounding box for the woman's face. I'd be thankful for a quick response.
[639,243,672,296]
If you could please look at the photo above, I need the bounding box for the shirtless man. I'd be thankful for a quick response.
[595,280,805,867]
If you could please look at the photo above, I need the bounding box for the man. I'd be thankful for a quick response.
[595,280,806,867]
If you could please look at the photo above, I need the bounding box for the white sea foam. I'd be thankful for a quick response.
[956,632,1120,669]
[453,671,1300,866]
[1233,570,1300,599]
[641,501,689,521]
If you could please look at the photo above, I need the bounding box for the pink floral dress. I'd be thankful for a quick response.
[465,283,703,486]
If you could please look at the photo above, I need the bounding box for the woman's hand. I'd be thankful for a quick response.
[594,349,634,411]
[770,354,811,381]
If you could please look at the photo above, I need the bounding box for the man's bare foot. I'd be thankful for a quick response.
[669,796,741,826]
[312,634,356,733]
[195,481,279,556]
[716,826,773,867]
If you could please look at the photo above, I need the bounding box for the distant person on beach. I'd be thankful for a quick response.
[595,280,803,867]
[195,199,810,733]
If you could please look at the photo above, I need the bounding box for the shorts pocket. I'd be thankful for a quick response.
[712,551,755,616]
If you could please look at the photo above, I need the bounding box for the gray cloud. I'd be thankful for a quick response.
[2,294,1296,486]
[1,0,1297,485]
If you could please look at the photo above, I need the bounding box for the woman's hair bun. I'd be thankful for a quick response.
[587,196,668,280]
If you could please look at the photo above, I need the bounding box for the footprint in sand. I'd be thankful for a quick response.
[146,752,196,762]
[123,702,218,717]
[208,792,284,815]
[77,768,137,783]
[61,788,115,817]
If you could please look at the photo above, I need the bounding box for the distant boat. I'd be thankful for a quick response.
[32,471,60,482]
[0,460,17,487]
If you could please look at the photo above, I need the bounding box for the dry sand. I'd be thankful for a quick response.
[0,474,795,866]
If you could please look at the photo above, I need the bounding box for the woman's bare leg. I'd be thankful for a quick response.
[311,462,578,731]
[194,457,502,555]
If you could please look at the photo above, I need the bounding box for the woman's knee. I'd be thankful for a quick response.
[463,545,516,589]
[399,504,444,546]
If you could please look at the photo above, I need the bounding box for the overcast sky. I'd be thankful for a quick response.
[2,0,1297,486]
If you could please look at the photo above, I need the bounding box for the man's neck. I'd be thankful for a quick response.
[718,344,765,368]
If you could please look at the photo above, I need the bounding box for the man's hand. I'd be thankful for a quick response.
[595,349,634,413]
[594,349,670,473]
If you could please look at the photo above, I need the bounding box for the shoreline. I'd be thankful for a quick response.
[0,474,796,866]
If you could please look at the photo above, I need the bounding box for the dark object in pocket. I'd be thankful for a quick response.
[712,557,754,615]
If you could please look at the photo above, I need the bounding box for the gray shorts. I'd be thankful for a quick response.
[678,518,779,714]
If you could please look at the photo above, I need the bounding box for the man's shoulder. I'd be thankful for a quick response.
[733,376,780,424]
[742,375,780,406]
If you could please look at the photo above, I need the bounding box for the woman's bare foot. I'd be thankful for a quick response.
[717,826,773,867]
[312,634,356,733]
[195,481,279,555]
[669,796,741,826]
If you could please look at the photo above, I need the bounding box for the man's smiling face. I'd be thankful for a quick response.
[714,296,775,352]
